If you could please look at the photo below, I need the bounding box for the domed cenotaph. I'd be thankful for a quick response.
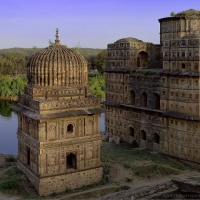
[12,29,103,196]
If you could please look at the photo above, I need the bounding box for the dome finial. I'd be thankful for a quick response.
[55,28,60,44]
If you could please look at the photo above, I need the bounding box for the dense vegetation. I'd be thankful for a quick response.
[0,76,27,97]
[88,74,105,98]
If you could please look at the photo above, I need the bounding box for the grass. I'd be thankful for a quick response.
[132,164,179,178]
[0,166,44,199]
[101,141,186,178]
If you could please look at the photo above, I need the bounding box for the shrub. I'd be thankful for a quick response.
[126,177,133,182]
[5,156,16,162]
[170,11,175,17]
[120,185,130,190]
[101,162,111,184]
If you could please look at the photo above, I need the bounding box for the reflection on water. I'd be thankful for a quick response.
[0,101,18,155]
[0,100,16,117]
[0,101,105,155]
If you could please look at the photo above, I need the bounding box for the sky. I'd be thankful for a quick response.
[0,0,199,49]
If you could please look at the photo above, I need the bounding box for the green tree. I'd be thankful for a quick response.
[0,76,27,97]
[95,50,107,73]
[88,74,105,98]
[5,53,27,76]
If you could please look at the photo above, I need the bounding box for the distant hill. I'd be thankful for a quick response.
[0,47,105,61]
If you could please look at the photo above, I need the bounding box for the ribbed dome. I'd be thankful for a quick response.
[27,29,88,87]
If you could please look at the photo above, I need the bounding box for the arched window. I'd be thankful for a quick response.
[66,153,76,169]
[153,133,160,144]
[182,63,185,69]
[130,90,135,104]
[141,130,146,140]
[129,127,134,137]
[67,124,73,133]
[141,92,147,107]
[154,93,160,109]
[137,51,148,68]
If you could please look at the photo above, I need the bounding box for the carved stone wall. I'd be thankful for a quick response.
[106,38,162,71]
[159,17,200,44]
[18,161,102,196]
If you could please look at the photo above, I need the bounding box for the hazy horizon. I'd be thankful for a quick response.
[0,0,199,49]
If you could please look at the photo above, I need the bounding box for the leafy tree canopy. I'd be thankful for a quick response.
[94,50,107,73]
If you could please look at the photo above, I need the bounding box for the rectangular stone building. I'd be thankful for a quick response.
[104,9,200,164]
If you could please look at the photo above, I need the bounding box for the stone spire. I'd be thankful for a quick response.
[55,28,60,45]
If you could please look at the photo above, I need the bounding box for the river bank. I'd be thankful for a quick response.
[0,96,17,101]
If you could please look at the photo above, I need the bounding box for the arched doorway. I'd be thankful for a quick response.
[141,92,147,107]
[154,93,160,109]
[66,153,76,169]
[140,130,146,140]
[130,90,135,104]
[129,127,134,137]
[153,133,160,144]
[137,51,148,68]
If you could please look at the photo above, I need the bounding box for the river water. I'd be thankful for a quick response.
[0,101,105,155]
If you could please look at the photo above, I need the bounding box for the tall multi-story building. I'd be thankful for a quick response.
[12,29,102,196]
[104,9,200,164]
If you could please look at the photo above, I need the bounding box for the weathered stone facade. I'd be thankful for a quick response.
[104,10,200,164]
[12,29,102,196]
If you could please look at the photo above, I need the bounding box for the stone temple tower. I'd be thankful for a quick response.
[12,29,102,196]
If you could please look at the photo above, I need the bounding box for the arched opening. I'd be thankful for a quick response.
[137,51,148,68]
[67,124,73,133]
[66,153,76,169]
[137,57,140,67]
[27,146,30,165]
[140,130,146,140]
[154,93,160,109]
[130,90,135,104]
[153,133,160,144]
[141,92,147,107]
[129,127,134,137]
